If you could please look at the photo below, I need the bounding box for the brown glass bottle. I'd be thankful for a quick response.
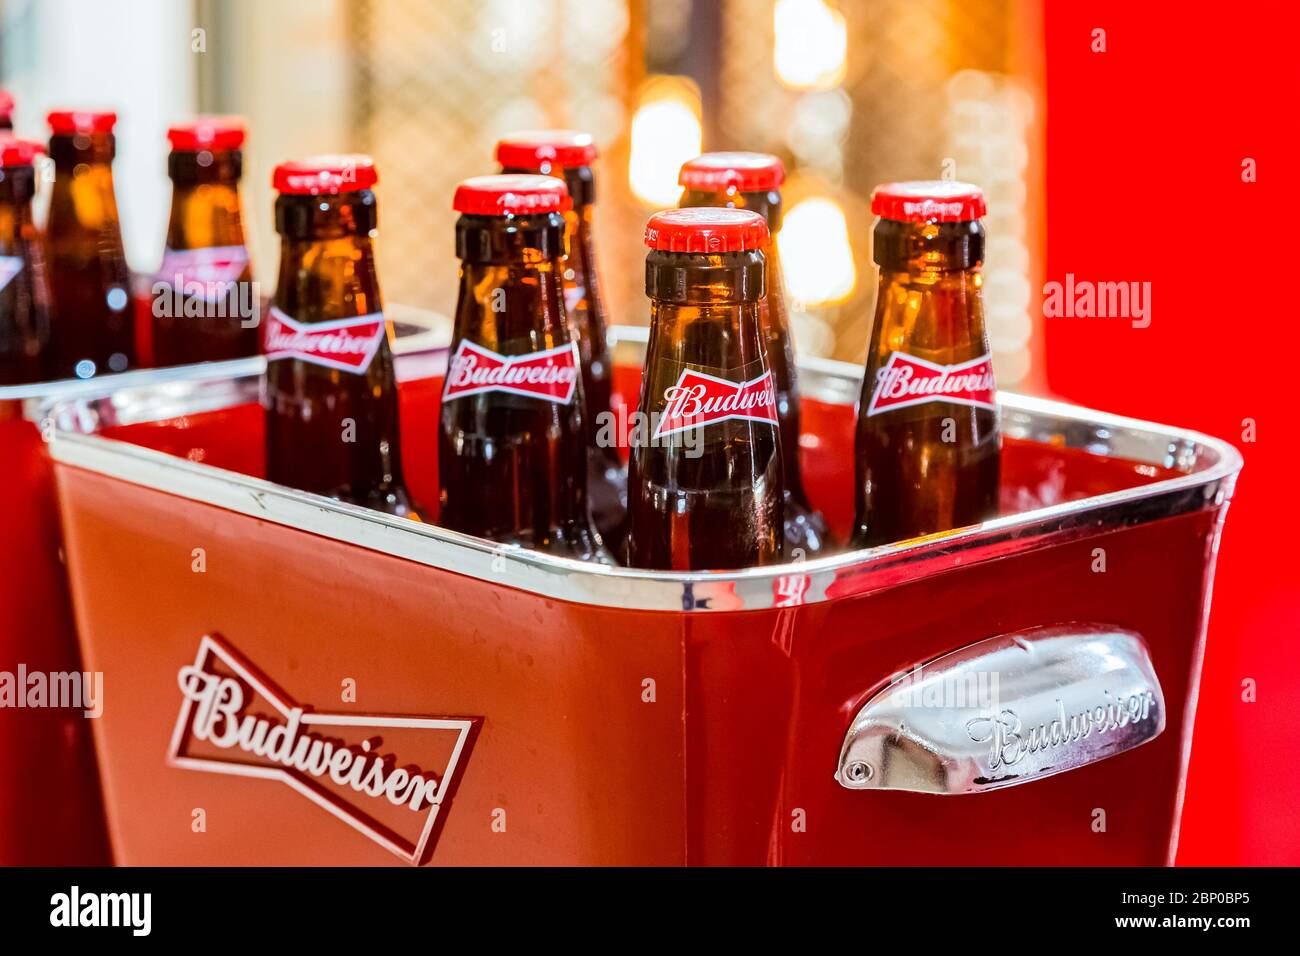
[853,182,1000,547]
[440,175,609,562]
[152,117,257,366]
[628,208,783,571]
[679,152,828,556]
[0,139,53,385]
[496,131,625,547]
[45,111,134,378]
[263,156,418,517]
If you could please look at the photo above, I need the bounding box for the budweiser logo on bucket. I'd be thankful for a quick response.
[169,634,479,865]
[442,339,580,405]
[652,368,779,439]
[262,306,387,374]
[866,351,997,416]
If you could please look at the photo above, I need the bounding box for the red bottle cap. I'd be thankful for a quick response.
[0,137,45,168]
[48,110,118,135]
[168,116,246,151]
[870,181,987,222]
[0,91,13,118]
[643,207,769,253]
[495,130,597,170]
[453,174,571,215]
[272,155,378,194]
[679,152,786,192]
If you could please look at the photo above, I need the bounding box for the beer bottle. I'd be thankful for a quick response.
[45,110,134,378]
[628,207,783,570]
[264,155,419,518]
[0,91,14,131]
[495,130,626,546]
[679,151,829,556]
[852,181,1000,547]
[0,138,53,385]
[152,117,257,365]
[440,174,610,562]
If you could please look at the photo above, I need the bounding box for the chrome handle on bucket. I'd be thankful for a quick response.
[835,624,1165,795]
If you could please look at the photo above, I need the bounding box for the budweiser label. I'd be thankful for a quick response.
[563,283,585,317]
[866,351,996,416]
[0,255,22,293]
[263,305,387,374]
[156,245,250,295]
[442,339,579,405]
[169,634,478,865]
[652,367,778,439]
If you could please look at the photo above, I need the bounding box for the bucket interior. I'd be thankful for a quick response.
[96,361,1182,545]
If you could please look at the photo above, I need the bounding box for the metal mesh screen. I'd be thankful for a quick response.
[717,0,1024,370]
[351,0,643,326]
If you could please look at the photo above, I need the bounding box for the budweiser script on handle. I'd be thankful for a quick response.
[966,689,1158,772]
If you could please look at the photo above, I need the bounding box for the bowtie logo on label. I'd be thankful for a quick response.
[0,256,23,294]
[867,351,997,416]
[263,306,387,374]
[169,634,479,865]
[156,245,250,294]
[442,339,579,405]
[653,368,778,439]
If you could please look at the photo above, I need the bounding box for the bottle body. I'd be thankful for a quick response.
[0,159,53,385]
[563,198,627,545]
[152,141,257,365]
[628,226,784,571]
[439,192,608,562]
[263,180,417,517]
[852,213,1000,546]
[499,142,626,549]
[45,128,134,378]
[681,181,827,555]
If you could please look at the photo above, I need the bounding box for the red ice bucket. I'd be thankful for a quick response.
[44,327,1240,865]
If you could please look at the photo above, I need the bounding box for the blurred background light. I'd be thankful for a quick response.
[773,0,847,91]
[779,196,856,307]
[628,76,701,207]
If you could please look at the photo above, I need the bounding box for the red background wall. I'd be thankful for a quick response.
[1042,1,1298,863]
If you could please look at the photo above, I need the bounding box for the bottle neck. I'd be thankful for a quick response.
[275,190,377,241]
[169,148,242,186]
[454,252,567,350]
[870,222,988,359]
[681,187,782,233]
[275,233,381,320]
[873,218,984,274]
[48,149,120,235]
[645,249,765,306]
[501,164,595,208]
[274,191,381,320]
[49,131,115,166]
[454,212,569,345]
[168,180,247,251]
[0,167,36,239]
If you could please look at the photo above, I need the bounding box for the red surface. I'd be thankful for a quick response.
[870,181,986,223]
[0,407,110,865]
[643,207,768,252]
[1042,1,1297,864]
[451,174,570,215]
